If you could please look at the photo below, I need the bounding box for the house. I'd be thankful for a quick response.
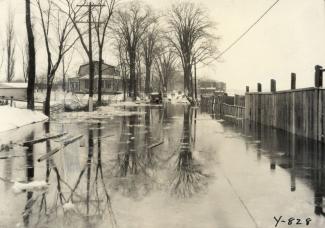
[68,62,122,94]
[0,83,27,100]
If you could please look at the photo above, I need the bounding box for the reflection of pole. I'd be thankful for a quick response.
[24,132,35,227]
[86,127,94,217]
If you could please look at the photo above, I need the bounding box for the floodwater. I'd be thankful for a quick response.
[0,104,325,228]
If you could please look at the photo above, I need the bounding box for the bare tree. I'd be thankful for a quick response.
[6,11,15,82]
[113,1,154,100]
[0,37,5,78]
[36,0,79,116]
[93,0,116,105]
[20,39,29,83]
[166,1,218,99]
[61,49,74,91]
[142,21,160,95]
[116,39,129,101]
[154,47,176,95]
[26,0,36,110]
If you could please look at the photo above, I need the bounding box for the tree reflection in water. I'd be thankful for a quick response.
[21,122,116,228]
[112,106,165,199]
[170,107,208,198]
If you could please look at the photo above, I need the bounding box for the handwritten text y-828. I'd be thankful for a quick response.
[274,216,312,227]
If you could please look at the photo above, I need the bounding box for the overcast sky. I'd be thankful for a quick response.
[1,0,325,94]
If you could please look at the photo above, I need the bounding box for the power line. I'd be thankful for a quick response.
[215,0,281,60]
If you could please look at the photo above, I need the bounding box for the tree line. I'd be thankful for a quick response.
[21,0,218,115]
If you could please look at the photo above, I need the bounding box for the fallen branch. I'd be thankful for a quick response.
[94,134,114,140]
[22,132,67,147]
[37,135,83,162]
[62,135,83,147]
[148,141,164,149]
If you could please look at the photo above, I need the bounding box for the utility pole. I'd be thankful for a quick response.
[76,2,104,112]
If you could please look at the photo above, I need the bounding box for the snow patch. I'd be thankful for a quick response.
[0,106,48,133]
[63,202,75,211]
[12,181,49,194]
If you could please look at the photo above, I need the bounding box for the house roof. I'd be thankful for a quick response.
[77,61,118,76]
[78,74,121,80]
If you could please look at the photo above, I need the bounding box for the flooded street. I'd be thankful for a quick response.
[0,104,325,228]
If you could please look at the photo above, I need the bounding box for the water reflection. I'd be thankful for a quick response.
[113,106,165,199]
[170,107,207,198]
[23,131,35,227]
[224,119,325,218]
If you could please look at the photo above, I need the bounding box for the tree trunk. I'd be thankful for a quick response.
[62,58,66,92]
[183,63,191,97]
[44,81,52,117]
[130,51,137,100]
[123,77,126,101]
[97,52,103,105]
[145,65,151,95]
[26,0,36,110]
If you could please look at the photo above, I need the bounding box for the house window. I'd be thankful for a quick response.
[85,80,89,89]
[105,80,111,89]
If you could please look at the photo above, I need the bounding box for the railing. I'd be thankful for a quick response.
[223,103,245,120]
[200,94,245,121]
[0,96,13,106]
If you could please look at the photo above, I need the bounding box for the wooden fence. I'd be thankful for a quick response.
[201,67,325,142]
[245,69,325,142]
[245,87,325,141]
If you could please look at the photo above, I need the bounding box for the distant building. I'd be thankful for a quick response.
[198,79,226,97]
[68,61,122,94]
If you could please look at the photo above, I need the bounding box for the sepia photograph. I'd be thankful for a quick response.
[0,0,325,227]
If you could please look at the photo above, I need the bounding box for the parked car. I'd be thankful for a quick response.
[150,92,162,104]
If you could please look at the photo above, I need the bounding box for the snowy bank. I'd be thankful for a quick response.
[0,106,48,133]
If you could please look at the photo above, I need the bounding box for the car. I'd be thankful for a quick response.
[150,92,162,104]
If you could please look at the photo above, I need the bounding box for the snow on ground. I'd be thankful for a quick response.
[61,105,147,121]
[110,101,162,107]
[62,202,75,211]
[0,106,48,133]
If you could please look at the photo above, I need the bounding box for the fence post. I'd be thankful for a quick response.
[315,65,323,88]
[257,83,262,92]
[246,86,249,93]
[271,79,276,92]
[291,73,296,90]
[10,96,13,107]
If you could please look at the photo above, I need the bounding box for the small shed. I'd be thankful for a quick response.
[0,83,27,100]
